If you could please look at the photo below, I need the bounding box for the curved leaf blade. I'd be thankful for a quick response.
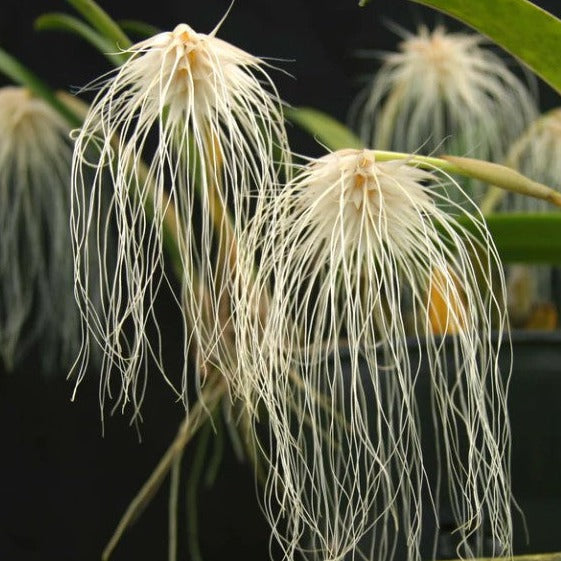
[119,19,160,39]
[35,13,127,66]
[65,0,132,50]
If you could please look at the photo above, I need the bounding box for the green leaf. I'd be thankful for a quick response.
[35,13,127,66]
[409,0,561,95]
[358,0,371,5]
[0,47,81,127]
[285,106,365,150]
[65,0,132,50]
[474,213,561,264]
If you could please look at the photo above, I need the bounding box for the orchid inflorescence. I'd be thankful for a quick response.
[2,2,561,561]
[0,86,79,369]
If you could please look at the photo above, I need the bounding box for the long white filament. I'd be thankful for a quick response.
[235,149,512,561]
[0,87,78,369]
[71,24,289,420]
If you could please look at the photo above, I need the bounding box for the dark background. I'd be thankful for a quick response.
[1,1,561,561]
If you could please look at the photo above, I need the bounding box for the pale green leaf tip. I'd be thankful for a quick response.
[358,0,370,6]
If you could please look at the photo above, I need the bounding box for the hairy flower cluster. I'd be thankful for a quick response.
[235,149,512,561]
[0,87,78,369]
[352,25,536,166]
[69,17,516,561]
[71,22,289,418]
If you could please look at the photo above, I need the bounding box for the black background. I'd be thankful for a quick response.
[1,1,561,561]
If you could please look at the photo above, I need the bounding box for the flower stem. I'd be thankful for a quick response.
[373,151,561,209]
[102,376,228,561]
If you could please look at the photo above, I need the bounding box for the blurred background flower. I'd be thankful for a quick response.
[0,86,78,370]
[1,2,561,561]
[350,24,537,202]
[491,109,561,329]
[237,148,512,561]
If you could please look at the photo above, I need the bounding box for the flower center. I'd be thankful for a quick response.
[165,24,214,113]
[416,36,450,70]
[349,155,378,209]
[177,29,200,70]
[172,25,206,78]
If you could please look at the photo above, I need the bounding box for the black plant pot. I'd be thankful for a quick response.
[504,331,561,554]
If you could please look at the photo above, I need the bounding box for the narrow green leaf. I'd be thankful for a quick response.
[410,0,561,95]
[35,13,127,66]
[65,0,132,50]
[472,213,561,264]
[0,47,81,127]
[359,0,371,6]
[285,106,365,150]
[119,19,160,39]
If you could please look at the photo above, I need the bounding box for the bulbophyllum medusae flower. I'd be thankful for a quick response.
[235,149,512,561]
[71,21,289,418]
[351,25,536,164]
[0,86,78,370]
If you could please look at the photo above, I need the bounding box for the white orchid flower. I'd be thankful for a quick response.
[71,21,289,418]
[235,148,512,561]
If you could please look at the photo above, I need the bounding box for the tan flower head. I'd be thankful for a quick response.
[71,20,290,419]
[235,149,512,561]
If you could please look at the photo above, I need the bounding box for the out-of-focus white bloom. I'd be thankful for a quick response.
[0,86,78,370]
[352,25,536,165]
[498,109,561,328]
[71,22,289,418]
[502,108,561,211]
[236,149,512,561]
